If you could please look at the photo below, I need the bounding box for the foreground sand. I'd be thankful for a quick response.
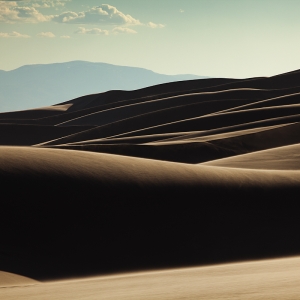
[1,256,300,299]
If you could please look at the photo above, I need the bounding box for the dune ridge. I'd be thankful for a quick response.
[0,271,37,288]
[2,256,300,299]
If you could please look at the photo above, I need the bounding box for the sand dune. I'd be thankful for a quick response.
[2,70,300,297]
[1,256,300,299]
[0,124,95,146]
[1,146,300,280]
[203,143,300,170]
[44,121,300,163]
[0,271,37,288]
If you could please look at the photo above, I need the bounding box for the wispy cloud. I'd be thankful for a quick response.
[15,6,53,21]
[113,27,137,34]
[0,1,53,23]
[53,4,140,25]
[147,22,164,29]
[0,30,30,37]
[0,2,165,36]
[31,1,69,8]
[60,34,70,38]
[32,3,51,8]
[75,26,137,36]
[179,9,184,13]
[37,31,55,37]
[75,26,109,35]
[1,0,69,6]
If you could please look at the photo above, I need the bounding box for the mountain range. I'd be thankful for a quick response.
[0,61,206,112]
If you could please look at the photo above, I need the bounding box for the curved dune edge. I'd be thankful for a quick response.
[1,256,300,299]
[32,103,73,112]
[202,143,300,170]
[1,146,300,185]
[0,271,37,288]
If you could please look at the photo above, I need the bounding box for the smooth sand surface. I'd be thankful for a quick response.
[1,257,300,299]
[0,271,37,288]
[2,146,300,187]
[203,143,300,170]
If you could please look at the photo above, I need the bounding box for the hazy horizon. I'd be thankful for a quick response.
[1,0,300,78]
[0,60,204,76]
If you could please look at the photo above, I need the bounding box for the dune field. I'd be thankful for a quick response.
[1,70,300,298]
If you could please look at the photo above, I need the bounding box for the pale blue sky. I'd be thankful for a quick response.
[1,0,300,78]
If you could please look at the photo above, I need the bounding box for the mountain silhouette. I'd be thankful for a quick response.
[0,61,206,112]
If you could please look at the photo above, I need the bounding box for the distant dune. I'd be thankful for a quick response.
[0,61,205,112]
[1,69,300,298]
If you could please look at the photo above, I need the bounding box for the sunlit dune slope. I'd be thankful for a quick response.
[202,142,300,170]
[2,257,300,299]
[0,271,37,288]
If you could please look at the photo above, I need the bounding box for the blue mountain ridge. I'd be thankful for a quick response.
[0,61,206,112]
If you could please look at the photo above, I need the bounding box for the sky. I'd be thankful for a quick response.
[1,0,300,78]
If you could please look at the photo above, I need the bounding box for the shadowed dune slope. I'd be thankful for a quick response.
[1,146,300,280]
[49,122,300,163]
[0,104,73,121]
[2,72,300,158]
[2,70,300,281]
[0,124,95,146]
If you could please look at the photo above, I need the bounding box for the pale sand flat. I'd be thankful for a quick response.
[1,256,300,299]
